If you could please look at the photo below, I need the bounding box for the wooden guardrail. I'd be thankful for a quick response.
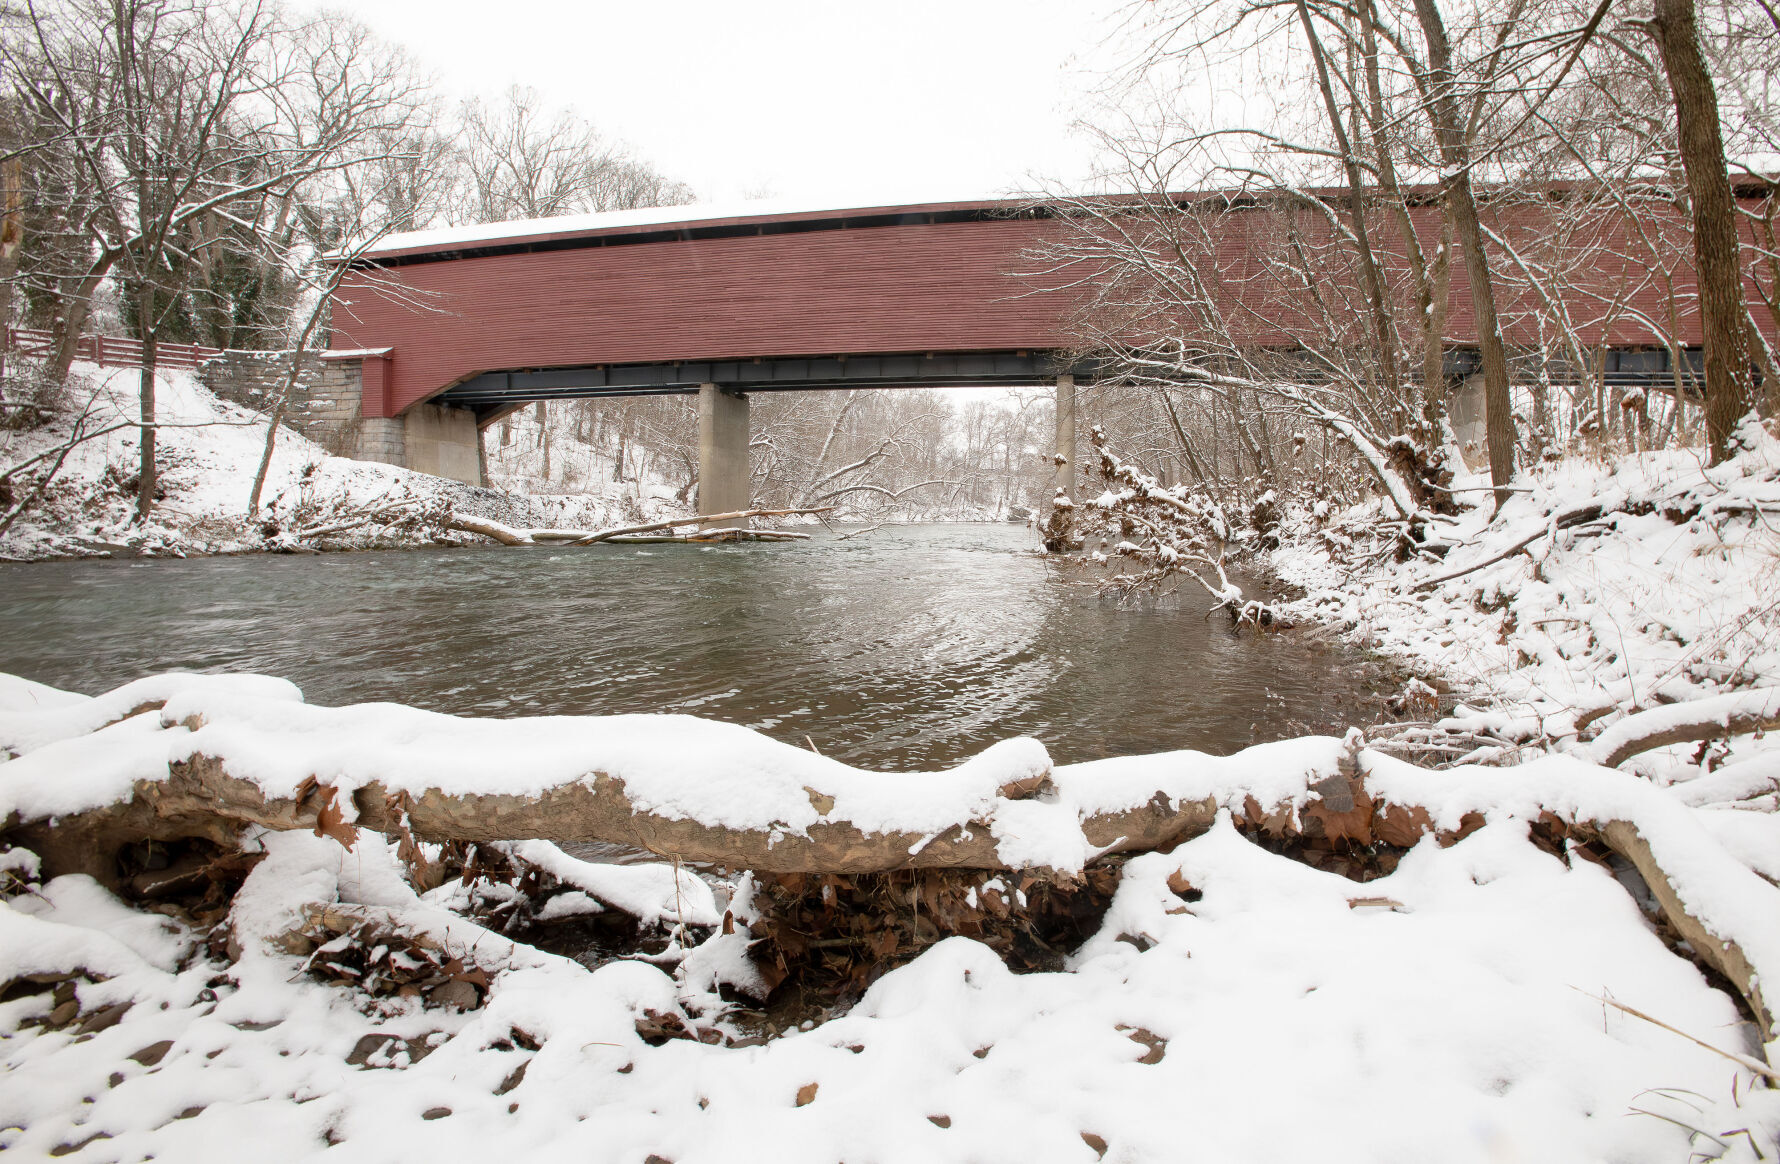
[5,326,223,371]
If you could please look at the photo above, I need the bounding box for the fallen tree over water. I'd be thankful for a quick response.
[446,506,835,546]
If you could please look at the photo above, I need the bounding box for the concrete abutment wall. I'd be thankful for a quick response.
[199,350,482,487]
[401,402,483,485]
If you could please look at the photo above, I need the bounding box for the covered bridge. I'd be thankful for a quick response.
[324,190,1770,507]
[327,197,1083,511]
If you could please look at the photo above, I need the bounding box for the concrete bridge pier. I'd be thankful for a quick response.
[698,382,751,529]
[1054,374,1077,504]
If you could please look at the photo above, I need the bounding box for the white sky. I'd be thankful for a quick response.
[331,0,1138,206]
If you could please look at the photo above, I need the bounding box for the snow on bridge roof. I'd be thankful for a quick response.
[357,191,1022,261]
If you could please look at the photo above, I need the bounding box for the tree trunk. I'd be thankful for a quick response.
[1294,0,1403,397]
[1411,0,1519,508]
[1651,0,1753,464]
[0,155,19,390]
[135,285,158,523]
[537,400,551,482]
[47,285,97,384]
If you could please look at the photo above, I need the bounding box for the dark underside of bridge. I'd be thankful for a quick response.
[435,350,1102,423]
[434,345,1706,426]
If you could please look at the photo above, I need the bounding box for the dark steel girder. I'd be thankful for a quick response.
[433,350,1099,412]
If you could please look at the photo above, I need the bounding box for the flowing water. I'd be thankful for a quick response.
[0,524,1391,768]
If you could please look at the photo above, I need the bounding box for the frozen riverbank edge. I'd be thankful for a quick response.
[0,363,1007,562]
[2,661,1779,1161]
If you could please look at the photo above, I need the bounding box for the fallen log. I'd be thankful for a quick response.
[446,507,835,548]
[15,753,1771,1044]
[1591,688,1780,768]
[2,689,1775,1047]
[444,513,534,545]
[12,755,1214,881]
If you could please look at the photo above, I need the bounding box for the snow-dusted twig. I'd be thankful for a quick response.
[1411,503,1606,592]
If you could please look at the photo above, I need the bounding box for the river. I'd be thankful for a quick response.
[0,524,1389,768]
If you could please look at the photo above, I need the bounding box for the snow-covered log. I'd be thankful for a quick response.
[1591,688,1780,769]
[4,674,1776,1045]
[446,506,835,547]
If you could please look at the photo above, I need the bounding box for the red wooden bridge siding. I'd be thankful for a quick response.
[335,193,1777,420]
[336,206,1074,419]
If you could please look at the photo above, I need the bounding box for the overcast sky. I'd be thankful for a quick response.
[335,0,1138,208]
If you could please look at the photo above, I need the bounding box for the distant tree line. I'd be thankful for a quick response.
[0,2,690,359]
[486,389,1061,520]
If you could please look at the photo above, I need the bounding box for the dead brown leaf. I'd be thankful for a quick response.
[310,786,357,852]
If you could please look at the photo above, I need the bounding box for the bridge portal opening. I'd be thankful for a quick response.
[464,364,1088,526]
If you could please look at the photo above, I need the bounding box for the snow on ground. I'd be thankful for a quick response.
[481,401,686,512]
[1,672,1777,1161]
[2,816,1766,1162]
[1273,420,1780,787]
[0,362,675,561]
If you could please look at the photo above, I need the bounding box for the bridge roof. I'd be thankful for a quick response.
[355,193,1033,264]
[336,194,1075,419]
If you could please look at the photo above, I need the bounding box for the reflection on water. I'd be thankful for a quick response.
[0,525,1389,767]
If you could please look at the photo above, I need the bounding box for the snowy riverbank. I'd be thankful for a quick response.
[0,363,680,562]
[5,372,1780,1160]
[1,363,1019,562]
[1272,420,1780,790]
[1,667,1777,1161]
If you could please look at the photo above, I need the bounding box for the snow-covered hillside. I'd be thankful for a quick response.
[1272,417,1780,796]
[0,364,676,561]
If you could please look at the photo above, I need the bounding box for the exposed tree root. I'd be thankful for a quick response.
[748,866,1126,1001]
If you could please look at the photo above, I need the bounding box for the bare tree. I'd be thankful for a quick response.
[6,0,429,520]
[1640,0,1756,461]
[1040,0,1758,532]
[454,85,692,223]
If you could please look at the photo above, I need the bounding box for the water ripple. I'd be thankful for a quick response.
[0,525,1390,767]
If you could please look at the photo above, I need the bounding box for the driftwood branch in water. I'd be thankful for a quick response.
[446,507,835,547]
[603,531,810,544]
[565,507,835,545]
